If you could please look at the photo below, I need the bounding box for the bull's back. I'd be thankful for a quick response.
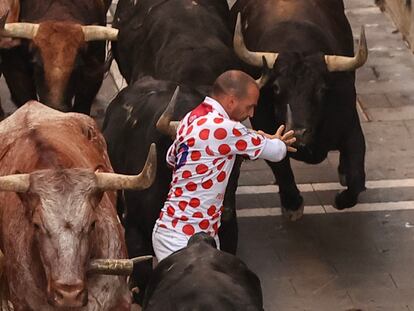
[232,0,353,55]
[144,243,264,311]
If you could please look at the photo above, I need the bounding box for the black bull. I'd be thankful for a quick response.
[231,0,368,219]
[142,233,265,311]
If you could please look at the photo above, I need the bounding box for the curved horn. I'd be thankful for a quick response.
[325,26,368,72]
[255,56,272,89]
[88,256,153,276]
[0,174,30,192]
[0,23,39,39]
[95,144,157,191]
[234,13,278,68]
[82,25,118,41]
[156,86,180,138]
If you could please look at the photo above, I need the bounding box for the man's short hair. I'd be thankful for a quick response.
[211,70,257,99]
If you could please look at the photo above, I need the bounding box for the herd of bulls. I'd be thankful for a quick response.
[0,0,368,310]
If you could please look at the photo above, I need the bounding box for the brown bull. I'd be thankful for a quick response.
[0,101,156,310]
[0,0,118,114]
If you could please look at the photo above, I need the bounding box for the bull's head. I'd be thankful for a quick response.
[0,1,20,48]
[0,144,156,308]
[234,14,368,147]
[0,19,118,111]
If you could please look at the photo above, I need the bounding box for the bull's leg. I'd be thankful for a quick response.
[1,48,36,106]
[219,156,242,255]
[266,156,304,221]
[335,122,366,209]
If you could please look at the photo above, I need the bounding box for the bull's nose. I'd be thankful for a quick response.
[49,280,88,307]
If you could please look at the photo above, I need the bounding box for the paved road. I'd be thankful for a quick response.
[2,0,414,310]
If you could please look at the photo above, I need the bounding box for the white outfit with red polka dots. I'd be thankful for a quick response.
[152,96,287,261]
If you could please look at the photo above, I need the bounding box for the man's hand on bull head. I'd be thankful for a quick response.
[257,125,297,153]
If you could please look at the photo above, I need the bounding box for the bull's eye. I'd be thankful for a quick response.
[90,220,97,231]
[272,81,281,95]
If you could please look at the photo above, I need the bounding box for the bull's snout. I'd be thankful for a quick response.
[48,280,88,308]
[293,128,313,146]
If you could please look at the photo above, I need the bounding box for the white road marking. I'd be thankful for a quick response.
[237,201,414,218]
[236,178,414,195]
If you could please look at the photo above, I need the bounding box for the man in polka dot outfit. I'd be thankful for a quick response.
[152,70,297,262]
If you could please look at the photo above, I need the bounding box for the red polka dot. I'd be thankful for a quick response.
[179,136,184,142]
[217,161,225,171]
[182,170,192,179]
[186,182,197,191]
[180,215,189,221]
[207,205,216,216]
[220,206,224,212]
[252,137,262,146]
[236,140,247,151]
[254,149,260,157]
[233,128,242,136]
[159,211,164,220]
[199,129,210,140]
[199,220,210,230]
[189,198,200,208]
[191,151,201,161]
[197,118,207,126]
[174,187,183,197]
[202,179,213,189]
[228,155,233,160]
[196,164,208,174]
[186,125,193,135]
[213,158,220,165]
[172,218,178,228]
[193,212,203,218]
[212,212,220,220]
[217,171,226,182]
[205,146,214,156]
[173,176,178,184]
[178,125,184,135]
[179,201,188,211]
[218,144,231,155]
[214,118,224,124]
[159,224,167,229]
[167,206,175,217]
[213,222,219,232]
[214,128,227,140]
[187,137,195,147]
[183,225,195,236]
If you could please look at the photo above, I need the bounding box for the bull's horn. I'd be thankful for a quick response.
[95,144,157,190]
[325,26,368,72]
[156,86,180,138]
[234,13,278,68]
[256,56,271,89]
[0,23,39,39]
[82,25,118,41]
[88,256,153,276]
[0,174,30,192]
[286,104,293,132]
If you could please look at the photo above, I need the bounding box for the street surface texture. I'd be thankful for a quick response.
[2,0,414,310]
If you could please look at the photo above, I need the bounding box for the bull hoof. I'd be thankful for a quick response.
[338,172,347,187]
[334,190,358,210]
[282,204,304,221]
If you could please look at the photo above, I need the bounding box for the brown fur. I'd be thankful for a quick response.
[32,22,86,111]
[0,101,131,310]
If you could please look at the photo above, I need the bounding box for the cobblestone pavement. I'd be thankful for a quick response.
[2,0,414,310]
